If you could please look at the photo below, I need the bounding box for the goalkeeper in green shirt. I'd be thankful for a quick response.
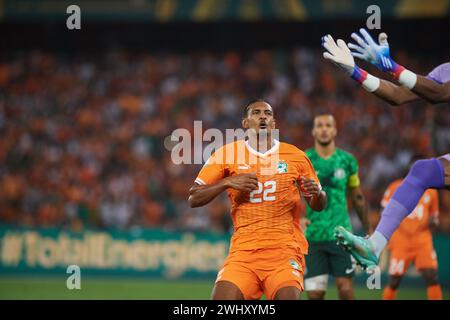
[303,114,372,300]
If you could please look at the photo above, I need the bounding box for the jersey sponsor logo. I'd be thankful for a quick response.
[276,160,288,173]
[292,270,301,278]
[238,164,250,170]
[334,168,345,180]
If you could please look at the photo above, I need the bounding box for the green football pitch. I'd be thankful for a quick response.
[0,276,449,300]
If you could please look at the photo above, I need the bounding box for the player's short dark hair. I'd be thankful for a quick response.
[243,99,270,118]
[313,114,336,126]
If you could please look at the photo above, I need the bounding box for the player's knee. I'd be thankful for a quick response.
[337,287,354,300]
[407,159,444,189]
[211,281,244,300]
[420,269,439,286]
[336,279,354,300]
[307,290,325,300]
[273,286,301,300]
[389,275,402,290]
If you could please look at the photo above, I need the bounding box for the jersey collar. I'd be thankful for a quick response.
[245,139,280,158]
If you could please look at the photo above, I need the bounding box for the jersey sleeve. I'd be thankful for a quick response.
[195,147,227,185]
[297,153,321,189]
[347,154,360,188]
[428,189,440,217]
[426,62,450,84]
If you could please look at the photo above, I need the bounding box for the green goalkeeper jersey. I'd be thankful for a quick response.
[305,148,360,242]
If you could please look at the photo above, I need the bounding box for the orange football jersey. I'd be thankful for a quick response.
[381,179,439,244]
[195,139,320,254]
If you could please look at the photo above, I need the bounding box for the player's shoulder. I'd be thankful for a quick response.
[304,147,316,158]
[212,140,244,153]
[336,148,357,161]
[205,140,243,163]
[280,142,307,157]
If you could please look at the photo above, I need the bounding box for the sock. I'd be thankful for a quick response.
[382,286,397,300]
[368,231,387,258]
[427,284,443,300]
[375,158,445,243]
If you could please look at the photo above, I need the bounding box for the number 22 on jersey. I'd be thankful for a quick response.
[249,181,276,203]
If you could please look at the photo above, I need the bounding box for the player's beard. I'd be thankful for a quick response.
[318,139,332,146]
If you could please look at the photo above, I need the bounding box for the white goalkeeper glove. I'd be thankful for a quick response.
[321,33,381,92]
[321,34,355,74]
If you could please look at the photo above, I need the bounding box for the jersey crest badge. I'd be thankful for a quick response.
[276,160,288,174]
[334,168,345,180]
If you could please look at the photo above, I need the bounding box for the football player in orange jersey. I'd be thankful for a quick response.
[381,157,442,300]
[188,100,327,300]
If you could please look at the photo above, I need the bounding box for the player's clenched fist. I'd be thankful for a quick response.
[224,173,259,192]
[299,177,322,197]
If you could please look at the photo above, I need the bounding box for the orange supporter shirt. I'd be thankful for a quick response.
[381,179,439,245]
[195,139,321,254]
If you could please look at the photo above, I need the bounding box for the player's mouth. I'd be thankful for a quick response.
[259,122,267,129]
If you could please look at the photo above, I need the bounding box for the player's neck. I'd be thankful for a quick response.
[247,136,275,154]
[315,141,336,159]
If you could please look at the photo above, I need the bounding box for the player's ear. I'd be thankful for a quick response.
[242,118,249,129]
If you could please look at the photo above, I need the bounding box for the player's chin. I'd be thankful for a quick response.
[257,127,271,135]
[318,139,331,146]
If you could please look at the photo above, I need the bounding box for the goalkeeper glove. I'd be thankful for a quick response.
[347,28,417,89]
[322,34,380,92]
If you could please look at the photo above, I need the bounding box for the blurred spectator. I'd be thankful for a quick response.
[0,49,448,233]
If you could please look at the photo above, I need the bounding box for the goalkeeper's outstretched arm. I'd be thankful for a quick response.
[405,75,450,104]
[321,34,416,106]
[372,79,418,106]
[347,29,450,104]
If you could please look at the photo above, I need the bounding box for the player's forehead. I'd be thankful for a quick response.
[248,101,273,113]
[314,114,335,126]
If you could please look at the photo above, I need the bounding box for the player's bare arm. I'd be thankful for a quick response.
[347,28,450,104]
[372,80,418,105]
[188,173,258,208]
[299,177,327,211]
[348,186,372,234]
[408,77,450,104]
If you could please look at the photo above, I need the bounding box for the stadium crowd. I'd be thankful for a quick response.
[0,49,449,233]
